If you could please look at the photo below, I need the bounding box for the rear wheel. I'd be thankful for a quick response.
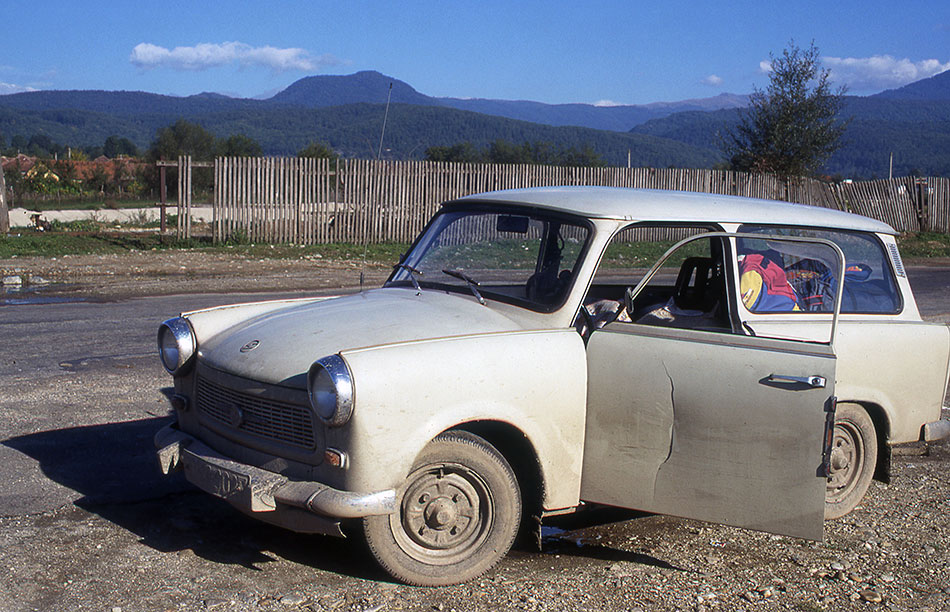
[825,403,877,519]
[363,431,521,586]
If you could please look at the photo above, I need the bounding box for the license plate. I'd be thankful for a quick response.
[184,455,250,502]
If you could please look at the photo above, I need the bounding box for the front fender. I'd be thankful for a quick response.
[334,329,588,510]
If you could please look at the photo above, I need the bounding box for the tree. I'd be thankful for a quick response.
[85,163,110,194]
[148,119,216,161]
[103,135,140,158]
[725,41,847,179]
[146,120,218,196]
[27,133,57,158]
[425,139,606,167]
[10,135,28,153]
[425,142,481,163]
[217,134,263,157]
[297,141,338,161]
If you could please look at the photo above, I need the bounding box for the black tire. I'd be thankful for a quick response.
[363,431,521,587]
[825,403,877,519]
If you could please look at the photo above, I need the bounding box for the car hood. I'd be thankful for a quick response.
[196,288,528,388]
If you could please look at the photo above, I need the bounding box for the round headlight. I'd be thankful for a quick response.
[158,317,196,375]
[308,355,354,427]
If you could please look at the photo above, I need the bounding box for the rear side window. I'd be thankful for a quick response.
[737,226,901,314]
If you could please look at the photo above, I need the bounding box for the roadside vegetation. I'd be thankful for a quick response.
[3,221,949,262]
[0,225,409,263]
[895,232,950,258]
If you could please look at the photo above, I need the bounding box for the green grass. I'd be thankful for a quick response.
[896,232,950,258]
[0,232,202,258]
[0,230,409,263]
[3,227,949,264]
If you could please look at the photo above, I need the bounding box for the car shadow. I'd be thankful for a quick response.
[1,415,386,582]
[3,413,681,581]
[538,508,686,571]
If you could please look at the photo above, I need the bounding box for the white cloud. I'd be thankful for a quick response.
[701,74,723,87]
[593,99,622,107]
[823,55,950,91]
[130,42,341,73]
[759,60,772,73]
[0,81,37,95]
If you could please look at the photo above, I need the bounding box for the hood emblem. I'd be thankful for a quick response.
[240,340,260,353]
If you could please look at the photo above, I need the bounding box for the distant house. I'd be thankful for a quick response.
[1,154,37,174]
[1,155,146,196]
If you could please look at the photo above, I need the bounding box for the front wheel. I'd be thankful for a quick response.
[363,431,521,586]
[825,403,877,519]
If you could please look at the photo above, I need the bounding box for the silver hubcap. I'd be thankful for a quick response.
[826,421,863,500]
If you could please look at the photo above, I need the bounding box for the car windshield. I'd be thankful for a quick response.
[387,207,591,310]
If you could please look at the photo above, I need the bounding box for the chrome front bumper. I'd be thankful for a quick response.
[154,424,396,536]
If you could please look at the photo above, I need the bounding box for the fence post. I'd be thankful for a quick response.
[177,156,183,238]
[159,164,167,234]
[177,155,193,240]
[0,163,9,233]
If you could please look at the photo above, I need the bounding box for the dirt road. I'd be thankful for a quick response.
[1,249,392,302]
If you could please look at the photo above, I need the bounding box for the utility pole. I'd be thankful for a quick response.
[889,152,893,180]
[377,82,393,160]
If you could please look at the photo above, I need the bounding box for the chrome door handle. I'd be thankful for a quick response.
[768,374,826,388]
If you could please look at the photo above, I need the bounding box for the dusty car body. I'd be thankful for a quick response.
[155,187,950,586]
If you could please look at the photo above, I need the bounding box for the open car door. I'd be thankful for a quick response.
[581,233,844,540]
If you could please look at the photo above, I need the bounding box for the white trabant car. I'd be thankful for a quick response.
[155,187,950,586]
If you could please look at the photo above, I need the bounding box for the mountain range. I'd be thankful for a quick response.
[1,69,948,177]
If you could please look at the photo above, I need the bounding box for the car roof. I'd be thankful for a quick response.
[450,186,896,235]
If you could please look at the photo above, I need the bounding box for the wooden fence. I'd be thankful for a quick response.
[173,156,950,243]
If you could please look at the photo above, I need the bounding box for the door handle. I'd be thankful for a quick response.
[768,374,826,388]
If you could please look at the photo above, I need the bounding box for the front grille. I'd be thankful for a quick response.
[196,376,316,449]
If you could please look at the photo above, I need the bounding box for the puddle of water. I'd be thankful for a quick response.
[1,284,86,305]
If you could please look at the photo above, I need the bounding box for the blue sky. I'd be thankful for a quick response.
[2,1,949,105]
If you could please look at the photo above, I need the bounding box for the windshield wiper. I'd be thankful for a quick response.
[393,263,423,295]
[442,269,486,305]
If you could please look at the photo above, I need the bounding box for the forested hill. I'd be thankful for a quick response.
[0,70,747,133]
[272,71,747,130]
[871,69,950,101]
[630,94,950,178]
[1,68,949,176]
[0,89,267,116]
[0,99,720,168]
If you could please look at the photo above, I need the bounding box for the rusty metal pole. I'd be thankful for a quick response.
[0,162,9,233]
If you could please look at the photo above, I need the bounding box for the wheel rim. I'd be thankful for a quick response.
[826,420,864,501]
[390,462,494,565]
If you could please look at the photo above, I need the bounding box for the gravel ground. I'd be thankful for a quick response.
[0,249,947,611]
[0,444,947,612]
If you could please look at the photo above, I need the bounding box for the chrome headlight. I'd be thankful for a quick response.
[158,317,196,376]
[308,355,354,427]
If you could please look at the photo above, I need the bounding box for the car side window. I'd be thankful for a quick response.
[583,226,733,332]
[627,235,733,332]
[737,226,901,314]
